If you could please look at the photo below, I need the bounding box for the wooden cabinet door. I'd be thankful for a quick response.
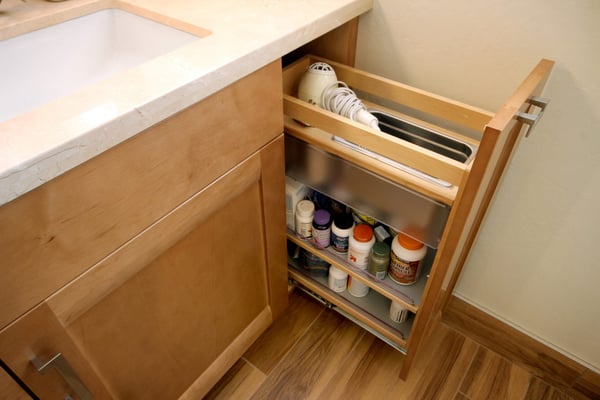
[0,60,285,398]
[36,137,286,399]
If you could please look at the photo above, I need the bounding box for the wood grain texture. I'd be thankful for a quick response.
[405,57,555,380]
[0,363,34,400]
[460,347,531,400]
[284,94,468,186]
[525,377,574,400]
[572,370,600,400]
[179,308,273,400]
[440,58,556,308]
[259,137,288,320]
[319,333,404,400]
[298,18,359,66]
[209,290,588,400]
[0,60,283,330]
[250,308,365,399]
[243,290,324,374]
[203,359,266,400]
[46,154,262,326]
[444,295,598,400]
[0,303,112,399]
[66,182,271,399]
[386,318,479,400]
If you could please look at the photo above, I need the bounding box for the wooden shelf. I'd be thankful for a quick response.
[287,230,430,313]
[288,258,412,350]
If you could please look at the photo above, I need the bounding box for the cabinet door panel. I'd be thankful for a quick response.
[58,151,275,399]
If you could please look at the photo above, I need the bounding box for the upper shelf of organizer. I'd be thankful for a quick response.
[282,55,554,205]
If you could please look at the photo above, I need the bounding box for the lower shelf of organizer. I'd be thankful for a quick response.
[288,258,413,352]
[287,229,432,312]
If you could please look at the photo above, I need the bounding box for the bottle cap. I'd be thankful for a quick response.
[313,209,331,225]
[333,213,354,230]
[397,233,424,250]
[353,224,373,242]
[296,200,315,217]
[372,241,390,257]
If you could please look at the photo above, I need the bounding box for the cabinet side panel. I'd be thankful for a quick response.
[66,183,271,399]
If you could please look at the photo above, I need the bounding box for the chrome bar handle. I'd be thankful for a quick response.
[516,96,550,137]
[31,353,93,400]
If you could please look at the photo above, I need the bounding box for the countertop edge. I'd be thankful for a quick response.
[0,0,372,206]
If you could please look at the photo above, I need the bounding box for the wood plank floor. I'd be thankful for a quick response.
[205,290,588,400]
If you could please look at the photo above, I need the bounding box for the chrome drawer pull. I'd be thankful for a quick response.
[516,96,550,137]
[31,353,93,400]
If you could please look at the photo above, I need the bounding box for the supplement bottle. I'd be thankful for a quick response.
[389,301,409,323]
[347,224,375,270]
[367,242,390,280]
[389,233,427,285]
[347,275,370,297]
[294,200,315,239]
[312,209,332,248]
[331,213,353,253]
[301,249,330,277]
[347,224,375,297]
[328,266,348,293]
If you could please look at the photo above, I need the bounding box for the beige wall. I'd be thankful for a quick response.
[355,0,600,370]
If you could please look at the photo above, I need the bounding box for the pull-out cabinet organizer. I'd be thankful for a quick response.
[283,55,554,378]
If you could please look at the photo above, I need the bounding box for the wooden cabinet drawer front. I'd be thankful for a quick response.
[0,60,283,329]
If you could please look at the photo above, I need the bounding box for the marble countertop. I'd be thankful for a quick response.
[0,0,372,205]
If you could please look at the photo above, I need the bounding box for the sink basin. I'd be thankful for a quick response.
[0,8,202,122]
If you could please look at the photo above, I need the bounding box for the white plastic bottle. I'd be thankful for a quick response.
[294,200,315,239]
[347,224,375,270]
[389,301,409,323]
[347,275,370,297]
[328,266,348,293]
[347,224,375,297]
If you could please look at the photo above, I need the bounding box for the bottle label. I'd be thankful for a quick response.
[297,222,312,239]
[329,275,347,292]
[348,247,369,269]
[331,232,349,253]
[375,270,386,280]
[347,276,369,297]
[312,227,331,248]
[389,252,421,285]
[389,302,409,323]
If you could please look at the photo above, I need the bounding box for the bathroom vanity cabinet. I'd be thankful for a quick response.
[282,54,554,378]
[0,61,287,399]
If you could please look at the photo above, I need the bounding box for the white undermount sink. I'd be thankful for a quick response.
[0,8,202,122]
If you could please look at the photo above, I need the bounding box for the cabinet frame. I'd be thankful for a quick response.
[0,60,287,399]
[283,54,554,378]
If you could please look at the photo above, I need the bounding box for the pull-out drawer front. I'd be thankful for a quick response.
[285,136,450,248]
